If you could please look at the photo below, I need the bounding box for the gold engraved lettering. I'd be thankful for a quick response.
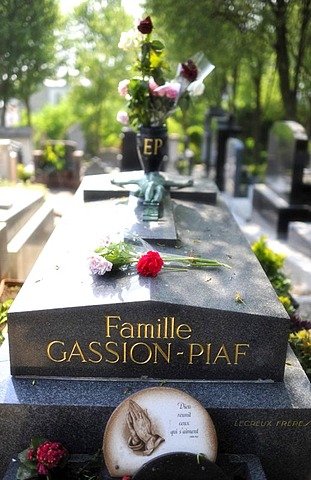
[176,323,191,339]
[130,342,153,364]
[153,342,171,363]
[105,341,120,363]
[67,341,87,363]
[88,341,103,363]
[120,322,134,339]
[143,138,163,156]
[234,343,249,364]
[212,344,231,364]
[137,323,155,339]
[206,343,211,364]
[188,343,204,364]
[105,315,121,337]
[46,340,66,363]
[154,138,163,155]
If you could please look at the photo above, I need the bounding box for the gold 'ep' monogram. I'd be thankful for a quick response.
[143,137,163,155]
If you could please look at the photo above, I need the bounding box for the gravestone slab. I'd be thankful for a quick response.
[0,347,310,480]
[253,121,311,238]
[8,174,289,381]
[265,121,310,205]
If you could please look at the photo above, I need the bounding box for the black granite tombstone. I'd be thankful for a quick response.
[0,172,310,480]
[253,121,311,238]
[224,138,248,197]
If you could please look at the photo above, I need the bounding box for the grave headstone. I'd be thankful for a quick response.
[265,121,310,205]
[0,139,22,181]
[0,172,310,480]
[253,121,311,238]
[120,127,141,171]
[224,138,248,197]
[0,127,33,166]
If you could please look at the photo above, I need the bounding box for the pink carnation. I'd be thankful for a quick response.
[88,254,113,275]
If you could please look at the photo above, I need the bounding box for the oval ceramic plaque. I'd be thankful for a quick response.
[103,387,218,477]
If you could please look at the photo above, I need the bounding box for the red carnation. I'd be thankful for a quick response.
[180,59,198,82]
[137,16,153,34]
[137,251,164,277]
[36,441,68,469]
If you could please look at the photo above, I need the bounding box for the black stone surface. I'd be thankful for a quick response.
[7,176,289,381]
[132,452,229,480]
[3,453,267,480]
[0,344,310,480]
[82,171,218,204]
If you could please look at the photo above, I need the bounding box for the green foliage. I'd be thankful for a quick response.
[0,0,60,125]
[0,299,13,348]
[252,235,311,378]
[251,235,292,300]
[251,236,286,281]
[31,98,77,146]
[64,0,133,155]
[17,164,33,183]
[289,330,311,379]
[39,143,66,173]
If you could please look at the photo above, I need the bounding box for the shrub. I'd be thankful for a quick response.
[252,235,311,380]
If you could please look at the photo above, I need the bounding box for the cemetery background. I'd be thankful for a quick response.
[0,1,310,478]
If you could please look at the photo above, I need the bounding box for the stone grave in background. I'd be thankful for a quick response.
[0,171,310,479]
[224,138,248,198]
[0,139,22,182]
[0,127,33,166]
[253,121,311,238]
[0,186,54,280]
[202,107,242,191]
[33,140,83,189]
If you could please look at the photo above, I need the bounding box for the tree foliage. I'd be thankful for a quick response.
[144,0,311,129]
[64,0,133,155]
[0,0,60,126]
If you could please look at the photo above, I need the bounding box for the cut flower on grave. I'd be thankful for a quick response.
[17,436,69,479]
[88,232,230,278]
[117,15,215,129]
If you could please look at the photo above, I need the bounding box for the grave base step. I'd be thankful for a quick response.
[0,346,310,480]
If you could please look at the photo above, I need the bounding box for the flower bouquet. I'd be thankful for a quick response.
[117,15,215,129]
[16,437,102,480]
[88,232,230,278]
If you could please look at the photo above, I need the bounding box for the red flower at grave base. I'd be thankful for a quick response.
[122,476,132,480]
[36,440,68,469]
[26,448,36,461]
[136,250,164,277]
[137,16,153,34]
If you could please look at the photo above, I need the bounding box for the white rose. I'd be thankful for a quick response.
[118,29,138,51]
[188,80,205,96]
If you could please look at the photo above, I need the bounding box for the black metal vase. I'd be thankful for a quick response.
[136,126,168,173]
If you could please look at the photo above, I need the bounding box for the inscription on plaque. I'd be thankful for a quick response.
[103,387,218,477]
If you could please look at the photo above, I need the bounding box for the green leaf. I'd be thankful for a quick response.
[31,436,47,449]
[150,40,165,51]
[16,464,38,480]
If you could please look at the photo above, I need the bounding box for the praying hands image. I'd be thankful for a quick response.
[126,400,164,456]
